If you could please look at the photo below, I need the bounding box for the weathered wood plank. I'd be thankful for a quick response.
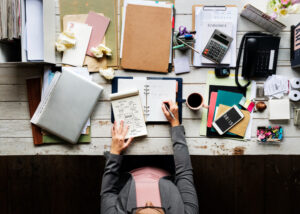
[0,102,29,119]
[1,137,300,155]
[1,117,300,138]
[0,67,42,85]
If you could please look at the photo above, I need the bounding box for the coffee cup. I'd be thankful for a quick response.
[186,92,208,110]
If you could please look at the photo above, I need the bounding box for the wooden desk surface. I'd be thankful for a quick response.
[1,0,300,155]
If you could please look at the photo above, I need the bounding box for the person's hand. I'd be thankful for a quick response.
[110,121,133,155]
[161,100,180,127]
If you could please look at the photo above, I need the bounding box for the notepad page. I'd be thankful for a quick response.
[111,92,147,138]
[146,80,176,122]
[118,79,176,122]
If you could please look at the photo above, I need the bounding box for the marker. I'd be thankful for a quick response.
[164,103,175,120]
[173,44,185,49]
[179,34,193,40]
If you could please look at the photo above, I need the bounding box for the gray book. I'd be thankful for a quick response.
[31,69,103,144]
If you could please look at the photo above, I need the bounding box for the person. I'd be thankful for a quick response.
[100,100,199,214]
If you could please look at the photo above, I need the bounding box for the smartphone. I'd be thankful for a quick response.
[212,105,244,135]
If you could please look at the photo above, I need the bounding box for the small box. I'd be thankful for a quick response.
[268,99,290,120]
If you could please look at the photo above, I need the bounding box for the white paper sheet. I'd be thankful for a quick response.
[62,22,92,67]
[200,22,233,65]
[25,0,44,61]
[193,6,238,67]
[244,81,256,140]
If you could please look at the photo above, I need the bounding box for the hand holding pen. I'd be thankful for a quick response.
[162,100,180,127]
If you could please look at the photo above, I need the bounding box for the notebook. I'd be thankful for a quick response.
[116,78,177,122]
[31,69,103,144]
[26,77,43,145]
[110,89,148,138]
[121,3,173,73]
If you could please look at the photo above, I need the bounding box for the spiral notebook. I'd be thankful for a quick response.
[112,77,182,123]
[110,88,147,138]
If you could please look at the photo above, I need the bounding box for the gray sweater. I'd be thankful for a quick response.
[100,126,199,214]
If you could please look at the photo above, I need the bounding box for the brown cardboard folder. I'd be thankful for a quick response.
[121,4,172,73]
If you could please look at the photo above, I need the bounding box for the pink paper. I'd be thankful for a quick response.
[85,11,110,56]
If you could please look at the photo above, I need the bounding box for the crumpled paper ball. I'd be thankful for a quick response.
[55,31,76,52]
[90,44,112,58]
[99,68,115,80]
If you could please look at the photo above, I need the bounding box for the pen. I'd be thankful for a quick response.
[164,103,175,120]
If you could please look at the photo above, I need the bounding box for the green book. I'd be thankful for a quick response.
[42,129,91,144]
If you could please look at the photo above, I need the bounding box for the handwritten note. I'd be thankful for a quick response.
[110,89,147,138]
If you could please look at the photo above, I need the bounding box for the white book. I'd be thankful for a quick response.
[31,69,103,144]
[117,78,177,122]
[110,89,148,138]
[62,22,92,67]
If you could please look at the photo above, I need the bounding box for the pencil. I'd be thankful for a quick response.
[177,38,200,54]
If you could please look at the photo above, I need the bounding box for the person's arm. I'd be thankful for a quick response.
[100,121,133,214]
[162,101,199,214]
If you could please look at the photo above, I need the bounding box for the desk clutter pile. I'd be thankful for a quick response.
[1,0,300,146]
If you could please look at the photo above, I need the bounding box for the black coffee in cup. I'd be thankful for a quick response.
[187,93,202,108]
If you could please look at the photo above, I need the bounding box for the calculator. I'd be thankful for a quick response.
[202,29,233,64]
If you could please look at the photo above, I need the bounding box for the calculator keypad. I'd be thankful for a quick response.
[202,40,229,64]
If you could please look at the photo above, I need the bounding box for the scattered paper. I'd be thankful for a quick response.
[264,75,289,99]
[55,31,76,52]
[99,68,115,80]
[90,44,112,58]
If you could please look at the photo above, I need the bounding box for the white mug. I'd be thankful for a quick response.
[186,92,208,110]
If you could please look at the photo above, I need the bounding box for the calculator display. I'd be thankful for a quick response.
[213,34,229,45]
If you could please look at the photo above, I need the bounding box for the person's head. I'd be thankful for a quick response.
[133,201,165,214]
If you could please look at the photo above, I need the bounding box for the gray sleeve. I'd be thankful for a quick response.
[171,125,199,214]
[100,153,123,214]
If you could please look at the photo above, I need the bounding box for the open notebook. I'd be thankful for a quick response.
[110,89,147,138]
[117,78,177,122]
